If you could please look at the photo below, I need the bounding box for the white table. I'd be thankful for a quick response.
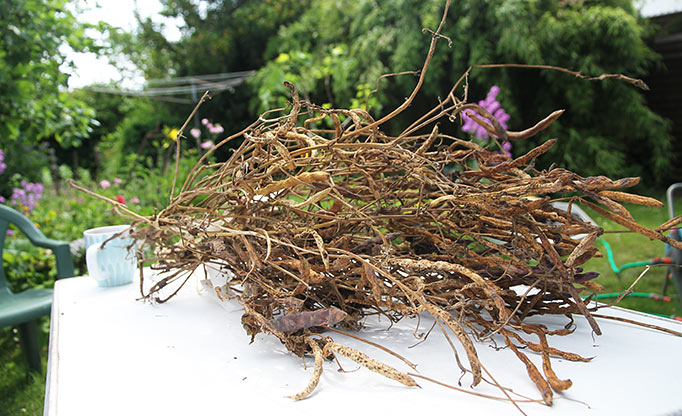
[45,270,682,416]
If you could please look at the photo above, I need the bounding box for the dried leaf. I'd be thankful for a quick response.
[270,307,348,333]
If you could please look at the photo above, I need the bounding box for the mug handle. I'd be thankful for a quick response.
[86,243,108,282]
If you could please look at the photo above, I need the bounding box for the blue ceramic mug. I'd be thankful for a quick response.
[83,225,136,287]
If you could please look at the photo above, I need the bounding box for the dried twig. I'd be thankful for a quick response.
[73,0,675,407]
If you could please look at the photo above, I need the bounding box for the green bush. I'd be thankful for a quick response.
[2,146,205,290]
[2,238,57,293]
[248,0,673,187]
[0,143,53,198]
[96,99,183,178]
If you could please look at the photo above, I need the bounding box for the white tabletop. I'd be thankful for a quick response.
[45,270,682,416]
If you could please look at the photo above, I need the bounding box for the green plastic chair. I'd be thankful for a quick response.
[0,204,75,373]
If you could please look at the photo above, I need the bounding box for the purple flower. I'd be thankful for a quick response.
[502,141,512,158]
[461,86,510,140]
[0,149,6,175]
[100,180,111,189]
[0,195,5,203]
[9,181,43,212]
[190,128,201,139]
[201,118,209,126]
[113,177,122,186]
[130,196,140,204]
[200,140,215,150]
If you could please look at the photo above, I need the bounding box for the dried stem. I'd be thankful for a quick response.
[72,0,674,406]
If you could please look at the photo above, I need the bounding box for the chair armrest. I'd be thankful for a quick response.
[1,205,75,279]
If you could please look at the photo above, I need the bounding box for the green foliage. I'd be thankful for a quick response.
[96,98,182,178]
[1,152,200,294]
[0,324,47,416]
[0,0,99,149]
[30,189,121,244]
[0,0,106,199]
[121,0,673,185]
[250,45,376,114]
[66,88,129,175]
[121,147,207,210]
[0,144,54,197]
[155,0,311,76]
[2,238,57,293]
[111,0,311,141]
[2,187,120,286]
[248,0,673,186]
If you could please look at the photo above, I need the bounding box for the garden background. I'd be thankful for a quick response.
[1,1,681,414]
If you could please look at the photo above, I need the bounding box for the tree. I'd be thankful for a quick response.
[0,0,101,193]
[0,0,102,147]
[112,0,673,186]
[109,0,312,138]
[250,0,673,186]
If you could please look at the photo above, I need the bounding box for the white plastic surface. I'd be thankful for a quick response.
[45,270,682,416]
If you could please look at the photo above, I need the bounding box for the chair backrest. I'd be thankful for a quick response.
[0,204,75,291]
[667,183,682,220]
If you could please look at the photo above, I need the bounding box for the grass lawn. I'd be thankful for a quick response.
[0,317,49,416]
[581,202,682,317]
[0,198,679,413]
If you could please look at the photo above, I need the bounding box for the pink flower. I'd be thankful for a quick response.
[100,180,111,189]
[130,196,140,204]
[0,149,6,175]
[201,118,209,126]
[200,141,215,150]
[190,128,201,139]
[116,195,126,204]
[209,124,224,135]
[113,177,122,186]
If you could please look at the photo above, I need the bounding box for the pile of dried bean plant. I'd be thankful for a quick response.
[73,1,682,410]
